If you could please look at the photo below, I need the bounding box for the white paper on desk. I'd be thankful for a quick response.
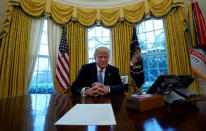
[54,104,116,125]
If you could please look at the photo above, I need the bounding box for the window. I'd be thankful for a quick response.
[87,26,111,63]
[136,19,168,92]
[29,19,54,94]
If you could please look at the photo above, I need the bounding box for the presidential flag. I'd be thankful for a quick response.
[130,26,144,88]
[56,26,70,92]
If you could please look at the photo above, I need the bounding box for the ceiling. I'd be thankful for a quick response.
[55,0,143,8]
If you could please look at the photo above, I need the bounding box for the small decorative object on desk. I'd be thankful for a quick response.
[126,94,165,112]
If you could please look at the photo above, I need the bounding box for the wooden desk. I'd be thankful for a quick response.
[0,93,206,131]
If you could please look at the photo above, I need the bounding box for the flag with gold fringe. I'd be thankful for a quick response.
[56,26,70,92]
[130,26,144,88]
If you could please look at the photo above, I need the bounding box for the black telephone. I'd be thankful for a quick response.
[146,74,197,104]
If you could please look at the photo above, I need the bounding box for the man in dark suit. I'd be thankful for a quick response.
[71,47,124,97]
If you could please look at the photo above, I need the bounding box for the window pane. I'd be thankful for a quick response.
[144,69,149,81]
[29,72,38,93]
[34,61,38,71]
[88,40,96,48]
[155,30,164,42]
[88,28,95,36]
[142,56,149,70]
[137,19,168,92]
[96,27,102,37]
[88,49,95,58]
[96,37,103,44]
[29,19,54,94]
[39,44,48,55]
[38,57,49,71]
[41,35,48,45]
[36,71,51,94]
[148,55,158,69]
[47,72,54,93]
[145,20,154,32]
[137,22,145,33]
[37,71,47,83]
[103,37,110,43]
[140,44,148,55]
[146,32,155,43]
[149,69,158,81]
[88,27,111,63]
[103,29,110,37]
[147,44,156,54]
[156,41,166,53]
[158,54,168,69]
[89,59,94,63]
[138,33,146,44]
[154,19,163,30]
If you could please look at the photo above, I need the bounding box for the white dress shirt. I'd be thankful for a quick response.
[81,65,110,96]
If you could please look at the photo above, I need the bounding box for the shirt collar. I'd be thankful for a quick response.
[96,65,106,72]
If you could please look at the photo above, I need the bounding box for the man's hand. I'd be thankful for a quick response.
[85,86,99,97]
[91,82,110,96]
[97,86,110,95]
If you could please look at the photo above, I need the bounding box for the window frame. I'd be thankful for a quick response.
[29,19,54,94]
[87,26,112,64]
[136,18,168,92]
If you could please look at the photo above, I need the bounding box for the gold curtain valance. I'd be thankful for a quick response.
[1,0,185,39]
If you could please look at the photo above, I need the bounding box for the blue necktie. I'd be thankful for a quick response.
[98,69,103,84]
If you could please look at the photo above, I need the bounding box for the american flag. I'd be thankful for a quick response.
[56,26,70,92]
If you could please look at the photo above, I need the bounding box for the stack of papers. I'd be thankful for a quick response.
[55,104,116,125]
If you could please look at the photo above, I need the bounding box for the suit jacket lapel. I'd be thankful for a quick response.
[92,63,98,82]
[104,66,111,84]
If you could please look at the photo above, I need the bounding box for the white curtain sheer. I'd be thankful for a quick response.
[47,19,62,93]
[26,19,44,93]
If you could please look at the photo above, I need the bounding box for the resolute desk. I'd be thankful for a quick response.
[0,93,206,131]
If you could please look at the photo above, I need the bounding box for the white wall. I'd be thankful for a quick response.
[0,0,7,30]
[196,0,206,20]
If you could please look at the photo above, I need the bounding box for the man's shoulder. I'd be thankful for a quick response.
[82,62,96,69]
[107,64,119,71]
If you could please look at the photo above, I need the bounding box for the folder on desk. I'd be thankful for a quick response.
[55,104,116,125]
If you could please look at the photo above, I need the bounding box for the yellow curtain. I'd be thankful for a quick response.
[164,6,199,92]
[112,22,136,92]
[66,22,87,89]
[0,8,31,98]
[1,0,185,39]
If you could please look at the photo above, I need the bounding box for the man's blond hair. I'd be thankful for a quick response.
[94,47,110,58]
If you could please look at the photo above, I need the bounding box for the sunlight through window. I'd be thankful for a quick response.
[29,19,54,94]
[137,19,168,92]
[87,26,111,63]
